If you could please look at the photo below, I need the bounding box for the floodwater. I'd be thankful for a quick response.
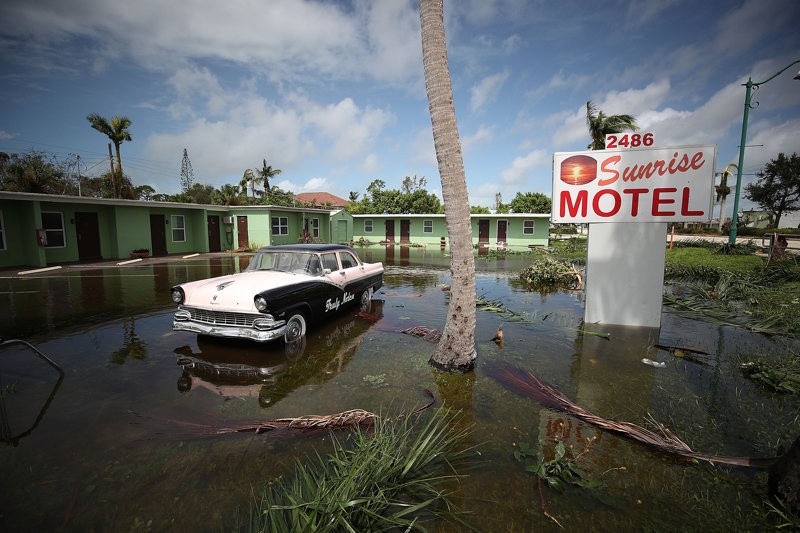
[1,246,798,531]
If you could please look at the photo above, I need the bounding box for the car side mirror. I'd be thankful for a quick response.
[323,268,332,275]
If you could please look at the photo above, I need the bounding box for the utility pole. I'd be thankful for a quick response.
[108,143,116,198]
[76,154,82,196]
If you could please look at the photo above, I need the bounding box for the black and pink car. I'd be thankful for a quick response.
[171,244,383,343]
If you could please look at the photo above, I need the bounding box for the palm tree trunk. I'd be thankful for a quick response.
[420,0,476,371]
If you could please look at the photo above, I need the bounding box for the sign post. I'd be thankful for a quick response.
[552,145,716,328]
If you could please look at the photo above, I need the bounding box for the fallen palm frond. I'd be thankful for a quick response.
[241,407,475,532]
[519,257,582,289]
[130,390,436,438]
[663,292,794,336]
[740,356,800,394]
[485,361,778,468]
[654,343,713,365]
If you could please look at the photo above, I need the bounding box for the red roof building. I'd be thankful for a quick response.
[294,192,350,208]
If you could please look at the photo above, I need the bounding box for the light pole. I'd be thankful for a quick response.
[728,59,800,244]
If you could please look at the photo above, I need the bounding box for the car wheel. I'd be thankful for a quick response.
[359,287,373,312]
[284,312,307,344]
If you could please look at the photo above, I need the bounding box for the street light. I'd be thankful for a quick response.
[728,60,800,244]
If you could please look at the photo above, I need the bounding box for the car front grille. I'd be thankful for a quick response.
[182,306,259,327]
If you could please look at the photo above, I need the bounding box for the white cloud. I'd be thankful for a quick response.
[462,125,494,152]
[470,71,509,112]
[500,150,548,184]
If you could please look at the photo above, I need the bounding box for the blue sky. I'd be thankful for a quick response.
[1,0,799,216]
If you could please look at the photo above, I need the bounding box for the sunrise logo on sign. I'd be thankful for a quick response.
[559,155,597,186]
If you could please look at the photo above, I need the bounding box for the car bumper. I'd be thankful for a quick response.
[172,320,286,342]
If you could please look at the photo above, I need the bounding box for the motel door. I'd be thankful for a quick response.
[149,214,168,256]
[385,220,395,243]
[400,219,410,243]
[497,220,508,244]
[478,219,490,245]
[237,216,249,250]
[207,215,221,252]
[75,211,102,261]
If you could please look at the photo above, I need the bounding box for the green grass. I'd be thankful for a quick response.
[665,247,766,272]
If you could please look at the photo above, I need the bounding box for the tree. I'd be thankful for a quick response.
[420,0,476,372]
[401,175,427,194]
[257,158,282,195]
[180,148,194,192]
[745,152,800,228]
[240,169,256,199]
[509,192,551,213]
[86,113,132,198]
[585,101,638,150]
[0,151,74,194]
[715,163,737,231]
[349,191,360,203]
[214,184,242,206]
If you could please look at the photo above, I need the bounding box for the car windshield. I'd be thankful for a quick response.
[246,251,323,276]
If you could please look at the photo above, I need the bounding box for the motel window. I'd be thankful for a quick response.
[423,220,433,233]
[0,210,5,250]
[41,211,66,248]
[171,215,186,242]
[272,216,289,236]
[364,219,373,232]
[310,218,320,238]
[523,220,535,235]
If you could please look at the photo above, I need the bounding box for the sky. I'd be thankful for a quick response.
[1,0,799,217]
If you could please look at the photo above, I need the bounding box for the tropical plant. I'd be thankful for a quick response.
[0,151,74,194]
[716,163,737,231]
[745,152,800,228]
[239,169,256,199]
[213,184,241,206]
[509,191,552,213]
[420,0,477,371]
[86,113,132,198]
[256,158,282,195]
[241,408,473,531]
[585,101,638,150]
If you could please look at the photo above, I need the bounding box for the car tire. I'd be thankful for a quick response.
[284,312,307,344]
[359,287,373,312]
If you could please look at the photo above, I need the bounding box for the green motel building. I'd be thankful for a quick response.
[0,191,348,269]
[351,213,551,248]
[0,191,551,269]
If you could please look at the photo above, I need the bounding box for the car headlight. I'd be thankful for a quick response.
[254,296,268,311]
[171,288,185,304]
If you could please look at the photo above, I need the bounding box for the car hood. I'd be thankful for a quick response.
[180,271,305,312]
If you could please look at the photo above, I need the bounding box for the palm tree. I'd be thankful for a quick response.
[585,101,638,150]
[214,184,241,206]
[715,163,737,231]
[420,0,476,372]
[257,158,282,195]
[86,113,132,198]
[239,169,256,199]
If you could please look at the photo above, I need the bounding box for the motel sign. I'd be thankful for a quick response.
[552,145,716,224]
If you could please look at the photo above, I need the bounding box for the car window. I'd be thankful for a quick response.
[338,251,358,269]
[321,253,339,272]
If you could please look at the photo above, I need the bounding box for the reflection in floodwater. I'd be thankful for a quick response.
[0,339,63,446]
[173,301,385,408]
[1,251,799,531]
[111,318,148,364]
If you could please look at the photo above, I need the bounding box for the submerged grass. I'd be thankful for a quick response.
[238,408,475,532]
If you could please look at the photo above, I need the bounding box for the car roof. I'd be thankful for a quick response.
[256,244,355,253]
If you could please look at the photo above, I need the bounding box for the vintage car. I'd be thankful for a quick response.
[170,244,383,343]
